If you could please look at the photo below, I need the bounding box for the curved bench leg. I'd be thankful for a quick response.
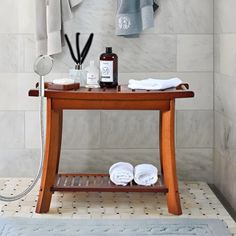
[56,111,63,174]
[159,111,164,175]
[36,99,62,213]
[161,100,182,215]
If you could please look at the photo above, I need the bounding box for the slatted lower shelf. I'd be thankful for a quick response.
[52,173,168,193]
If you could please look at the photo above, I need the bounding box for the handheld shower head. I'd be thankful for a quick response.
[0,57,53,202]
[34,55,53,97]
[34,55,53,76]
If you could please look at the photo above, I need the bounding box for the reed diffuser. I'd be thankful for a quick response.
[65,33,94,87]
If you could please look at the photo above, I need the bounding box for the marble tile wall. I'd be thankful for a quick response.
[214,0,236,210]
[0,0,214,182]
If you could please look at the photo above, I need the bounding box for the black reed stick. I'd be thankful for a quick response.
[76,32,81,65]
[64,34,79,65]
[81,33,94,65]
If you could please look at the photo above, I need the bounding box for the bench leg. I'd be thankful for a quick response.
[159,111,164,175]
[56,110,63,174]
[36,99,62,213]
[161,100,182,215]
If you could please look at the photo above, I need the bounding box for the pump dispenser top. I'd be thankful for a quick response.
[106,47,112,53]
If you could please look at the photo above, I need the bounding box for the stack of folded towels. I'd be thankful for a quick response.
[109,162,158,186]
[128,78,182,90]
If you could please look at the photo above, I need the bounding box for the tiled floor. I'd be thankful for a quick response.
[0,178,236,235]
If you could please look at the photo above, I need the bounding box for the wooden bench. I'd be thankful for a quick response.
[29,84,194,215]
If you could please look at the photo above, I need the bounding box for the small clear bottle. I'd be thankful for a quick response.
[84,61,100,88]
[99,47,118,88]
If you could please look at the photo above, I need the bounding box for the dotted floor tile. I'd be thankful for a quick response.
[0,179,235,235]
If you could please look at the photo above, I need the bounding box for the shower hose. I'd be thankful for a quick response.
[0,83,44,202]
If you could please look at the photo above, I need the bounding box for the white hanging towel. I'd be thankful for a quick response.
[134,164,158,186]
[109,162,134,186]
[128,78,182,90]
[35,0,83,56]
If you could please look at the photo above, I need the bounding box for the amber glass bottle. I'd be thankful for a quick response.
[99,47,118,88]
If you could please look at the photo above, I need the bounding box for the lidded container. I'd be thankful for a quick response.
[99,47,118,88]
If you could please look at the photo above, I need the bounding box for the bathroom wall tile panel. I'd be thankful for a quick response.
[0,0,19,33]
[52,47,73,73]
[23,35,37,73]
[0,112,24,149]
[66,0,117,38]
[176,110,213,148]
[213,150,226,194]
[215,112,236,153]
[0,149,40,177]
[70,9,115,35]
[177,35,213,72]
[25,110,101,149]
[25,111,42,149]
[214,149,236,209]
[0,72,73,112]
[18,0,36,34]
[101,111,159,149]
[119,72,213,110]
[59,150,104,173]
[216,34,236,77]
[214,0,236,209]
[176,149,213,183]
[61,111,101,149]
[59,149,160,173]
[0,147,212,179]
[175,73,213,111]
[213,35,220,73]
[214,73,224,114]
[0,0,35,34]
[76,0,116,12]
[101,34,177,73]
[214,0,236,34]
[0,73,39,111]
[217,148,236,173]
[155,0,213,34]
[59,148,210,181]
[0,35,24,73]
[215,73,236,118]
[100,149,160,168]
[228,161,236,209]
[54,34,177,73]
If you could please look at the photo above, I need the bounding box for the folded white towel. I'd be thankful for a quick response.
[128,78,182,90]
[109,162,134,186]
[134,164,158,186]
[53,78,75,85]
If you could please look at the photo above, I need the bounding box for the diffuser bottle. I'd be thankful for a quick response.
[69,65,87,87]
[99,47,118,88]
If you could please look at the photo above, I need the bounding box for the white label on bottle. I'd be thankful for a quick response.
[100,60,113,82]
[87,73,98,85]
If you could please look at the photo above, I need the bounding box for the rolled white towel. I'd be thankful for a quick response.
[134,164,158,186]
[109,162,134,186]
[128,78,182,90]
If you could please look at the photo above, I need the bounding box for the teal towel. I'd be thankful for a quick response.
[116,0,159,36]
